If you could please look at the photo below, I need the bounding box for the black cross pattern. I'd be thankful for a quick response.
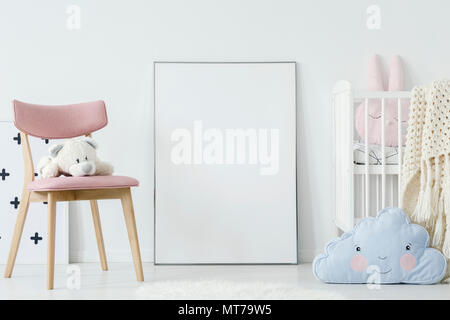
[30,232,42,245]
[34,172,38,177]
[13,132,21,145]
[0,168,10,181]
[10,196,19,209]
[42,138,49,144]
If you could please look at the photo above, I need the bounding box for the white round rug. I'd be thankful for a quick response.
[136,279,344,300]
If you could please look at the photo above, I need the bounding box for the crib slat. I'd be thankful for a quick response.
[397,98,403,206]
[390,175,394,206]
[381,98,386,208]
[361,175,365,218]
[364,98,370,217]
[376,175,380,213]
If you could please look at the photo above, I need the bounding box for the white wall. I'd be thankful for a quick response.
[1,0,449,263]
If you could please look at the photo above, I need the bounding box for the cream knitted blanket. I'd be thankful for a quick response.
[401,80,450,261]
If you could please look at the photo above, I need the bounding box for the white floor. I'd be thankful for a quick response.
[0,263,449,299]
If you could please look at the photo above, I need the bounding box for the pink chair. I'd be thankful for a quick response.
[4,100,144,289]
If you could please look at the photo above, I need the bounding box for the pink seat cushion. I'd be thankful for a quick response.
[27,175,139,191]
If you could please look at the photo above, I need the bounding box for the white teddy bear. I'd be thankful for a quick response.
[38,137,114,178]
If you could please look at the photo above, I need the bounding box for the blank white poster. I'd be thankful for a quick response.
[154,62,297,264]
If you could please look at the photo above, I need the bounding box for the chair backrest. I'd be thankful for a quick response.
[13,99,108,139]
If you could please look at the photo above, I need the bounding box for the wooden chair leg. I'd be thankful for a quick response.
[90,200,108,271]
[4,190,31,278]
[120,188,144,282]
[47,192,56,290]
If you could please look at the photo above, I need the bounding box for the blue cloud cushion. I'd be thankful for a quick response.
[313,207,447,284]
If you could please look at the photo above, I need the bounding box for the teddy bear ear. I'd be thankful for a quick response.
[83,137,98,150]
[49,144,64,158]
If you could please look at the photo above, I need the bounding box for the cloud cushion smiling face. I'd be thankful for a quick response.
[313,208,446,284]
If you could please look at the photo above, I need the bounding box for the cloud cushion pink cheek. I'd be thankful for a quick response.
[350,255,368,272]
[313,207,447,284]
[400,254,417,271]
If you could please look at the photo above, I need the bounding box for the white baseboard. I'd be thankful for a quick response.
[70,249,319,264]
[70,250,153,263]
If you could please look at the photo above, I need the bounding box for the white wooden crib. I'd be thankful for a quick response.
[333,80,411,232]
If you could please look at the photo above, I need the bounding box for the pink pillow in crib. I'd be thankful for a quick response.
[354,55,409,147]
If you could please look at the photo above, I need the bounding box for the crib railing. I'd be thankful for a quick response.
[333,81,411,231]
[353,91,410,219]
